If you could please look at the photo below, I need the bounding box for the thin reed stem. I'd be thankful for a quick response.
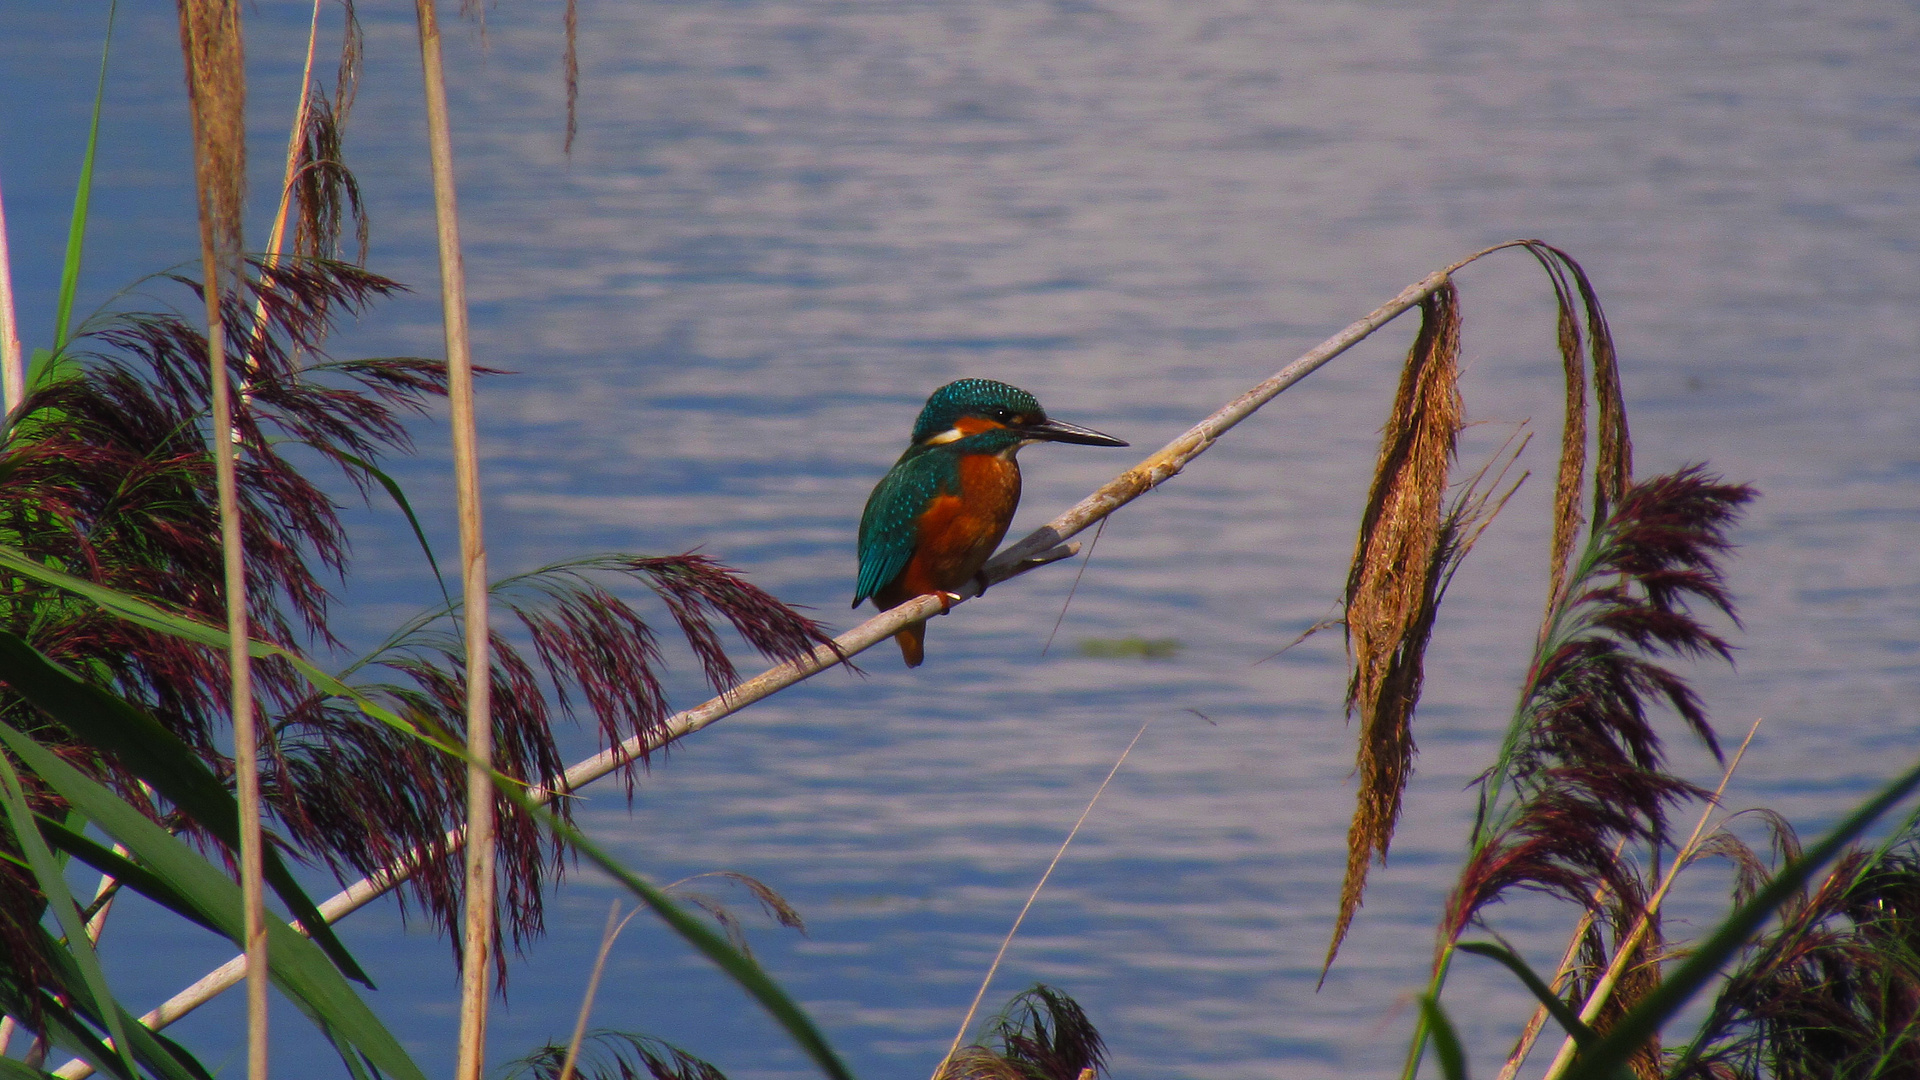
[559,902,640,1080]
[52,260,1458,1079]
[0,177,22,411]
[206,202,269,1080]
[935,718,1154,1079]
[176,0,266,1072]
[411,3,497,1077]
[1041,518,1105,656]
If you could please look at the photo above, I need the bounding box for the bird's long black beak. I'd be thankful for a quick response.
[1021,415,1128,447]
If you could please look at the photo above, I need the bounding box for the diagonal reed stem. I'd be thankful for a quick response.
[1494,909,1597,1080]
[1532,718,1763,1080]
[52,264,1454,1079]
[410,3,498,1079]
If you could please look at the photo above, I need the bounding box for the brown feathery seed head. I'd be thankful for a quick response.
[1327,283,1465,975]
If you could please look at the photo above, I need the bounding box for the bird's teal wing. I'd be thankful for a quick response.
[854,449,953,607]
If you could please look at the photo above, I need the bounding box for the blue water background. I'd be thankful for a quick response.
[2,1,1917,1078]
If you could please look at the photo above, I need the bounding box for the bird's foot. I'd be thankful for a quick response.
[971,569,991,597]
[936,591,963,613]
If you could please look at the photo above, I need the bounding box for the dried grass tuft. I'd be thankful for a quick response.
[960,985,1108,1080]
[936,1049,1030,1080]
[1324,281,1465,974]
[1678,835,1920,1079]
[663,870,807,960]
[506,1031,730,1080]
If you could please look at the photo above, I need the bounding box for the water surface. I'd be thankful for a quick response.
[2,1,1916,1077]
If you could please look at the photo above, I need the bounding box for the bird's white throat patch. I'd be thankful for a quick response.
[924,427,966,446]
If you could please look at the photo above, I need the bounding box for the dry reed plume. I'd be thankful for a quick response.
[1324,242,1647,977]
[1326,282,1463,973]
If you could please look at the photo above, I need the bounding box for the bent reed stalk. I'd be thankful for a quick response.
[53,263,1455,1078]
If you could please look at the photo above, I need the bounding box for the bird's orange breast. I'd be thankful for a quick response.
[879,453,1022,604]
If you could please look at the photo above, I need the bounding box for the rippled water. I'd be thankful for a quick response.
[4,1,1917,1077]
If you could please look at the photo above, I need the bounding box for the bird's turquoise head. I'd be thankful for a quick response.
[908,378,1127,450]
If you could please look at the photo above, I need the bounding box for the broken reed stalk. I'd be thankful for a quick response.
[174,1,268,1077]
[263,0,324,266]
[49,266,1455,1077]
[243,0,324,356]
[0,178,22,411]
[410,2,499,1078]
[1532,718,1764,1080]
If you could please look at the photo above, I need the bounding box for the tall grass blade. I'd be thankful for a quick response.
[306,444,454,607]
[0,720,426,1080]
[51,0,118,358]
[24,939,210,1080]
[35,820,225,937]
[11,987,138,1080]
[0,748,134,1078]
[0,546,446,752]
[0,628,369,983]
[1419,996,1471,1080]
[0,1056,59,1079]
[1456,942,1596,1049]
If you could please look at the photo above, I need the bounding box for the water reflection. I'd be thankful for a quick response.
[2,0,1916,1077]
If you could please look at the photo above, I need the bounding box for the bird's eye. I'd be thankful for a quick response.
[996,409,1016,422]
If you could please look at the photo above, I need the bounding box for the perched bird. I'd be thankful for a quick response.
[855,378,1128,666]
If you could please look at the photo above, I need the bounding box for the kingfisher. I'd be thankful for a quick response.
[855,378,1128,667]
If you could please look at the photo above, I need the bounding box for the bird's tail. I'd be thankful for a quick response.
[894,623,926,668]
